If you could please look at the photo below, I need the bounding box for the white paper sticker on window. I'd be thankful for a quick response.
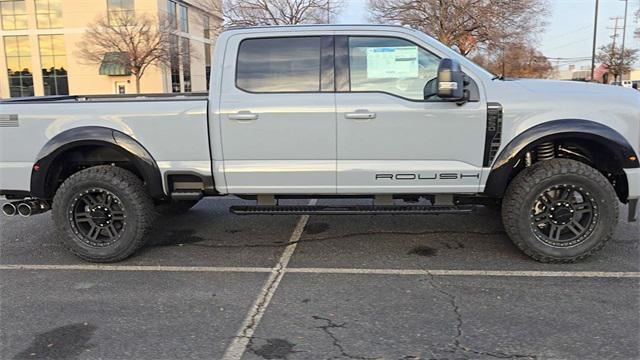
[366,46,419,79]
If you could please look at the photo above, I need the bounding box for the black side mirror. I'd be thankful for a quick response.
[436,58,465,100]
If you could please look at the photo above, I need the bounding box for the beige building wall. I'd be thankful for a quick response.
[0,0,220,98]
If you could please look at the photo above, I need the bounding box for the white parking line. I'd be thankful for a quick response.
[221,199,317,360]
[1,264,638,278]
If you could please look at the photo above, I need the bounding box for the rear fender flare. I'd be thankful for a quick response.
[30,126,165,199]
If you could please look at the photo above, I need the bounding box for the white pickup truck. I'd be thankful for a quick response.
[1,25,639,263]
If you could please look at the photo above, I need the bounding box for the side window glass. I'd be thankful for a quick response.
[236,37,321,93]
[348,37,440,100]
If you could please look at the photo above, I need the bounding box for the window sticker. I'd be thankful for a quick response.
[366,46,419,79]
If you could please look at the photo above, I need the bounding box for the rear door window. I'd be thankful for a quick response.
[236,37,322,93]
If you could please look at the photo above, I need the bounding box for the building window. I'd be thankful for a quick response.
[169,34,180,92]
[179,4,188,32]
[167,0,176,29]
[107,0,134,26]
[181,37,191,92]
[0,0,27,30]
[35,0,63,29]
[4,35,34,97]
[38,34,68,95]
[236,37,322,93]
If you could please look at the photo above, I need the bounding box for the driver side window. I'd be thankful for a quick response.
[348,37,440,101]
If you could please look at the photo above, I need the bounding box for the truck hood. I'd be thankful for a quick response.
[512,78,638,100]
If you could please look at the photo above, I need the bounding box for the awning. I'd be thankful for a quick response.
[99,52,131,76]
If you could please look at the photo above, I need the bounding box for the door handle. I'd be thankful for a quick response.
[229,112,259,121]
[345,111,376,120]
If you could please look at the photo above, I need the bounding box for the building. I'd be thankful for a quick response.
[0,0,221,98]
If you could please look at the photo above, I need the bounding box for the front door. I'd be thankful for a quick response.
[335,35,487,194]
[219,35,336,194]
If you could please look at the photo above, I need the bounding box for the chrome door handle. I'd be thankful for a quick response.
[229,112,259,121]
[345,111,376,120]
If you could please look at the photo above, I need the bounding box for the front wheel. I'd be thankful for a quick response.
[52,165,155,263]
[502,159,618,263]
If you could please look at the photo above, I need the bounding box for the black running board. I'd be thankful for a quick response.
[229,205,477,215]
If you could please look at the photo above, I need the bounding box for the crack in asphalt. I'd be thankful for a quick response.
[423,274,537,360]
[166,229,506,249]
[311,316,377,360]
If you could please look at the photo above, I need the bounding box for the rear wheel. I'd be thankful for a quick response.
[52,165,155,262]
[502,159,618,263]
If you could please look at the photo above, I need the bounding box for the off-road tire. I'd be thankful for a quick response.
[502,158,618,263]
[52,165,155,263]
[155,200,199,215]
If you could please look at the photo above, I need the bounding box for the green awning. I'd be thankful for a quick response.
[99,52,131,76]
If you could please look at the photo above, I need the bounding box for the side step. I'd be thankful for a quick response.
[171,191,203,201]
[229,204,477,215]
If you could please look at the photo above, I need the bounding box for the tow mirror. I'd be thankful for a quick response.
[436,58,465,100]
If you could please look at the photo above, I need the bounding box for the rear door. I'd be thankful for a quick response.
[219,34,336,194]
[334,34,487,194]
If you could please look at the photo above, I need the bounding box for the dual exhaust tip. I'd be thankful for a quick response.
[2,200,50,217]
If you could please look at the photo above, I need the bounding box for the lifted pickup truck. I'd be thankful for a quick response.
[1,25,639,263]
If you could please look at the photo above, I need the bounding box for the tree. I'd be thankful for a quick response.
[198,0,344,27]
[76,12,192,93]
[366,0,548,56]
[596,43,639,82]
[472,42,553,78]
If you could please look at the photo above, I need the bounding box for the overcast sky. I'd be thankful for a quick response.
[337,0,640,69]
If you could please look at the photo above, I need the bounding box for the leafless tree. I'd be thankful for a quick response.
[76,12,194,93]
[367,0,548,56]
[596,43,639,82]
[472,42,553,79]
[197,0,344,27]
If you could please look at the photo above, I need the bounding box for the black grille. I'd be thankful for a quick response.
[483,103,503,167]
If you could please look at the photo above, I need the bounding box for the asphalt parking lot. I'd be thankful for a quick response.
[1,197,639,360]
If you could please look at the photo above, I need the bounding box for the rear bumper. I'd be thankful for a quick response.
[624,168,640,222]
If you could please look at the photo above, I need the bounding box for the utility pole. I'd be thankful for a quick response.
[620,0,629,81]
[609,16,624,81]
[590,0,599,82]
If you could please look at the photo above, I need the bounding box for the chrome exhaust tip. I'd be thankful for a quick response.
[17,200,50,217]
[2,202,17,216]
[17,202,32,217]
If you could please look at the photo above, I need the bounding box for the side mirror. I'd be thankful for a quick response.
[436,58,465,100]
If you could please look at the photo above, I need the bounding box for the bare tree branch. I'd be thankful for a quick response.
[596,43,639,81]
[367,0,548,56]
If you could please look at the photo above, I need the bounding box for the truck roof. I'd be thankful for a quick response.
[222,24,420,35]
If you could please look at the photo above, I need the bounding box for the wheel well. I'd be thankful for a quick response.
[504,137,629,202]
[44,145,146,198]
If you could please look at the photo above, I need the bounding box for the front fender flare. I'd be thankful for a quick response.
[30,126,164,199]
[484,119,639,197]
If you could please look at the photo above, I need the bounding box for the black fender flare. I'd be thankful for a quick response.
[484,119,639,197]
[30,126,165,199]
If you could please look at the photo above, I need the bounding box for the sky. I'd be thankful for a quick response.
[336,0,640,70]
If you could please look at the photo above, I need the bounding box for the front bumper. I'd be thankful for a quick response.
[624,168,640,222]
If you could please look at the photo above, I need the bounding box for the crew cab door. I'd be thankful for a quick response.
[334,35,487,194]
[219,34,336,194]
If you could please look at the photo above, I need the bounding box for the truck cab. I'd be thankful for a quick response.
[1,25,639,264]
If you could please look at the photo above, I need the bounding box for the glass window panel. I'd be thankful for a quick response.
[35,0,48,12]
[13,14,26,28]
[39,35,53,55]
[17,56,31,72]
[6,57,20,74]
[13,0,26,14]
[3,36,18,56]
[348,37,440,101]
[0,2,14,13]
[16,35,30,56]
[51,35,65,55]
[40,55,54,71]
[1,15,15,30]
[36,14,50,28]
[236,37,321,93]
